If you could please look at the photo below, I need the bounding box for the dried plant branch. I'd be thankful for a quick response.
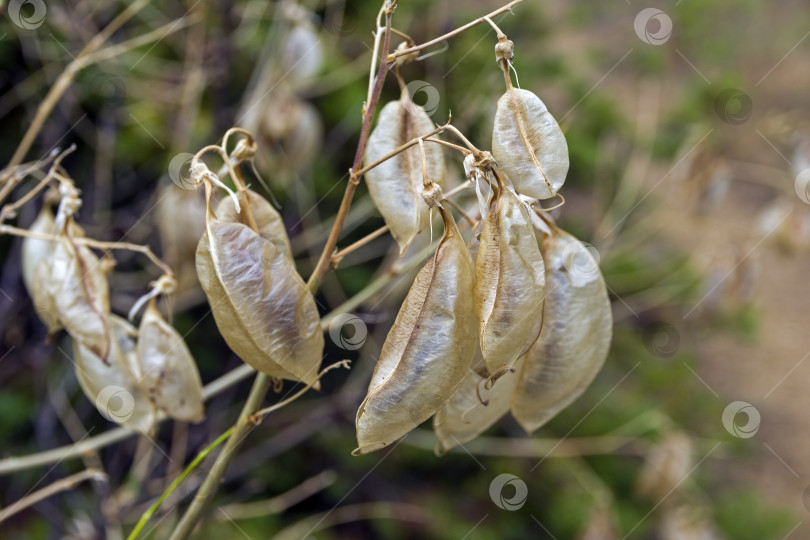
[0,469,107,523]
[387,0,525,61]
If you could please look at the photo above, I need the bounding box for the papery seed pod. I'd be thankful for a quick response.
[659,504,724,540]
[259,94,323,177]
[434,351,523,453]
[637,432,694,500]
[355,205,476,454]
[156,186,206,294]
[364,93,445,253]
[492,88,568,200]
[475,176,545,373]
[214,189,291,257]
[511,226,612,434]
[74,316,157,433]
[136,300,205,423]
[281,20,323,87]
[196,188,323,387]
[23,205,62,334]
[45,233,112,360]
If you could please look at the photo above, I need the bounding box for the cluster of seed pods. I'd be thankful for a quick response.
[22,186,204,432]
[354,36,612,454]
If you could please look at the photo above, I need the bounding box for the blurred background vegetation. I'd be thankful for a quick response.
[1,0,809,538]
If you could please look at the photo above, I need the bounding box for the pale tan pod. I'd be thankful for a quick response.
[475,182,545,373]
[355,207,476,454]
[46,234,112,360]
[74,316,157,433]
[22,206,62,334]
[363,95,445,253]
[195,192,323,387]
[136,301,205,423]
[214,189,291,257]
[511,227,612,434]
[434,352,523,453]
[492,88,569,200]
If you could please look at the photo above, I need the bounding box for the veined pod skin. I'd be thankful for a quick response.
[355,205,476,455]
[46,232,112,360]
[137,300,205,423]
[511,227,612,434]
[74,316,157,433]
[434,351,523,453]
[196,187,323,387]
[23,205,63,334]
[363,92,445,254]
[475,175,545,374]
[492,88,569,200]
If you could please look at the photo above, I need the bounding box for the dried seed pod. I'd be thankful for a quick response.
[355,205,476,454]
[511,227,612,434]
[492,88,568,199]
[214,189,291,257]
[637,432,694,500]
[281,20,323,87]
[74,316,157,433]
[157,186,206,294]
[475,178,545,373]
[434,352,523,453]
[196,188,323,387]
[259,93,323,177]
[136,301,205,423]
[364,93,445,253]
[22,205,62,334]
[45,233,112,360]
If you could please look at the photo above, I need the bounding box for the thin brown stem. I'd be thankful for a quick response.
[332,225,390,264]
[0,469,107,523]
[7,0,153,170]
[307,4,396,291]
[388,0,525,61]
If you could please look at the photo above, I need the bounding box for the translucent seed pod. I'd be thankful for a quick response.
[22,205,62,334]
[45,233,112,360]
[281,20,323,87]
[511,227,612,434]
[195,188,323,387]
[433,351,523,453]
[364,93,445,254]
[136,300,205,423]
[355,205,476,455]
[492,88,569,200]
[474,175,545,373]
[259,93,323,177]
[74,316,157,433]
